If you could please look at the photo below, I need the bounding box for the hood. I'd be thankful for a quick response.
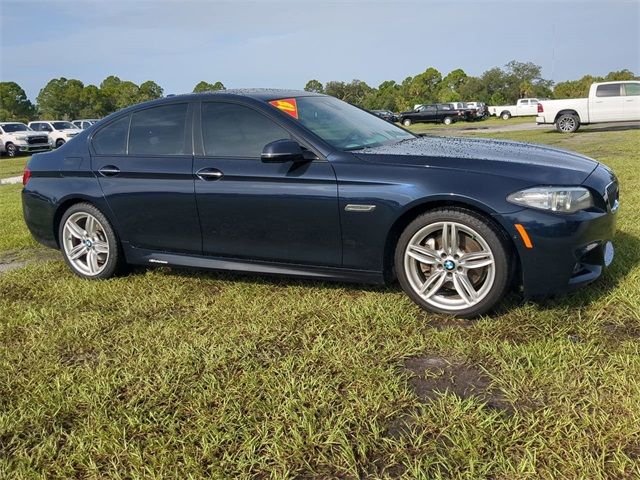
[355,135,599,185]
[6,130,48,138]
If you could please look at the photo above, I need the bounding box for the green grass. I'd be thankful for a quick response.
[406,115,533,133]
[1,128,639,478]
[0,156,30,178]
[0,184,37,252]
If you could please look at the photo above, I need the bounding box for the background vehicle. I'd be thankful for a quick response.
[398,103,462,126]
[0,122,52,157]
[537,81,640,133]
[22,90,618,318]
[465,101,489,119]
[448,102,477,121]
[488,98,540,119]
[28,121,81,148]
[72,119,100,130]
[370,110,397,123]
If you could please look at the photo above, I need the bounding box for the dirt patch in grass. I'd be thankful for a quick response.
[0,247,60,275]
[388,355,515,440]
[403,356,511,410]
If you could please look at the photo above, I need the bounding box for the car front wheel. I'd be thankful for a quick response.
[395,208,511,318]
[443,117,453,125]
[402,118,412,127]
[59,203,123,279]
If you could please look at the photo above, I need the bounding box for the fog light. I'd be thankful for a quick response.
[604,241,614,267]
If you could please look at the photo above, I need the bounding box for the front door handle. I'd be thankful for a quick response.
[98,165,120,177]
[196,167,224,181]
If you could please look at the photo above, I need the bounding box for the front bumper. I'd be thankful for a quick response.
[17,143,52,153]
[501,207,616,296]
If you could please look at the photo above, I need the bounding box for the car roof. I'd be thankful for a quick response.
[0,122,27,125]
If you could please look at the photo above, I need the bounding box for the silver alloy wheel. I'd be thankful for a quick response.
[444,117,452,125]
[558,116,577,132]
[62,212,110,276]
[403,119,411,127]
[403,221,496,312]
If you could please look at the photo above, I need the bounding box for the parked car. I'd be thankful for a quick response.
[370,110,397,123]
[22,90,618,317]
[448,102,477,121]
[488,98,540,119]
[537,81,640,133]
[72,119,100,130]
[465,101,489,119]
[28,121,82,148]
[0,122,52,157]
[397,103,462,126]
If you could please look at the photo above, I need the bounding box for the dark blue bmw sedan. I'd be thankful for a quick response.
[21,90,619,317]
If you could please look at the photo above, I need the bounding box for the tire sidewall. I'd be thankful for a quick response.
[58,203,122,279]
[6,143,17,157]
[443,117,452,125]
[501,112,511,120]
[556,114,579,133]
[56,139,65,148]
[394,208,511,318]
[403,119,412,127]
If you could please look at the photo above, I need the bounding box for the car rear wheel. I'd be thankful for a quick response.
[5,143,17,157]
[443,117,453,125]
[555,114,580,133]
[59,203,123,279]
[501,112,511,120]
[395,208,511,318]
[402,118,412,127]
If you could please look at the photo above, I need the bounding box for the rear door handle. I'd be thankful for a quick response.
[196,167,224,181]
[98,165,120,177]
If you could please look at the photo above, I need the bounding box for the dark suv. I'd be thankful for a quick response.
[397,104,462,126]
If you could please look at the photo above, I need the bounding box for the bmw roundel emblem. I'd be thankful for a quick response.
[443,260,455,271]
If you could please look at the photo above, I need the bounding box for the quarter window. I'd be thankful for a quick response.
[93,115,130,155]
[201,103,290,158]
[596,84,621,97]
[128,104,189,156]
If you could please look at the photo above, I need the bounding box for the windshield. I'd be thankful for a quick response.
[52,121,76,130]
[283,96,414,151]
[2,123,31,133]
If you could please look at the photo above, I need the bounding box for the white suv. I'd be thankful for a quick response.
[0,122,52,157]
[28,121,82,148]
[72,119,100,130]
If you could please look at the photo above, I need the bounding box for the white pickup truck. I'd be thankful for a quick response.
[536,81,640,133]
[488,98,540,119]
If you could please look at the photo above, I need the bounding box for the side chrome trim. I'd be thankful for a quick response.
[345,204,376,212]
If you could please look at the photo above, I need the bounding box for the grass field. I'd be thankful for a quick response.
[1,127,639,478]
[0,156,30,179]
[406,115,533,133]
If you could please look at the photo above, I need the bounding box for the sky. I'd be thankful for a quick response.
[1,0,639,102]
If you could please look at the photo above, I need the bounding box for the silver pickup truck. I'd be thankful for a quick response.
[0,122,52,157]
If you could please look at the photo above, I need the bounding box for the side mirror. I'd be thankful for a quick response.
[261,139,305,163]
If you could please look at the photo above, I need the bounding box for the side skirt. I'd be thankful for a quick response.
[123,245,385,285]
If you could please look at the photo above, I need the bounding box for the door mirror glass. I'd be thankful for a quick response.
[261,139,304,163]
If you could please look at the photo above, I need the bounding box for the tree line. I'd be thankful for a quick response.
[0,61,637,123]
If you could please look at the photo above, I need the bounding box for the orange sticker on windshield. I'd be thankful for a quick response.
[269,98,298,119]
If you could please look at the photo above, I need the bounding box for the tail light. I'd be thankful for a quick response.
[22,166,32,186]
[537,103,544,113]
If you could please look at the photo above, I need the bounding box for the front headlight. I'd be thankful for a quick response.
[15,135,28,141]
[507,187,594,214]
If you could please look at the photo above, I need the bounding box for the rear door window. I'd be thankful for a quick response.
[623,83,640,96]
[128,104,189,156]
[596,84,622,97]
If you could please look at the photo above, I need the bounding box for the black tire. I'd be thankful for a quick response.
[58,202,125,280]
[55,139,66,148]
[555,114,580,133]
[500,111,511,120]
[394,208,512,318]
[402,118,412,127]
[5,143,17,157]
[443,116,453,125]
